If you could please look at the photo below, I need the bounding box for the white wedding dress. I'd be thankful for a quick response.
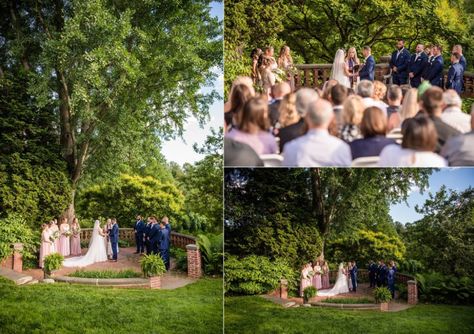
[63,220,108,268]
[330,49,351,88]
[317,263,349,296]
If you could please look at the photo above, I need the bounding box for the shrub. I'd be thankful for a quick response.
[170,247,187,272]
[43,253,64,275]
[396,283,408,300]
[225,255,296,295]
[118,239,132,248]
[373,287,392,303]
[303,286,317,302]
[197,233,223,276]
[69,269,141,278]
[398,259,424,275]
[416,272,474,305]
[140,254,166,277]
[0,214,38,265]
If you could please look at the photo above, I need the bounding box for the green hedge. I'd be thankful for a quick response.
[69,269,141,279]
[416,272,474,305]
[225,255,296,295]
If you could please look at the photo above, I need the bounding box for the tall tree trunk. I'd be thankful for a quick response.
[64,188,76,224]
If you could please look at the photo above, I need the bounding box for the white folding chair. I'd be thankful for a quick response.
[387,130,403,144]
[351,156,380,167]
[260,154,284,167]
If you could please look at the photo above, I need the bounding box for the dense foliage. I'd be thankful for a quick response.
[0,214,37,263]
[416,272,474,305]
[225,255,296,295]
[140,253,166,277]
[43,253,64,274]
[198,233,224,276]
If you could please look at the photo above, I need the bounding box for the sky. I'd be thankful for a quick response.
[161,2,224,166]
[389,168,474,224]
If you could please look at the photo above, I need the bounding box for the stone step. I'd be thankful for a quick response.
[0,267,34,285]
[25,279,39,285]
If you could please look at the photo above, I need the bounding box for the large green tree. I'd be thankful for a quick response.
[0,0,222,220]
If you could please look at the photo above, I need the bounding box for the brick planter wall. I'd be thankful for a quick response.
[0,243,23,273]
[186,244,202,279]
[149,276,161,289]
[407,280,418,305]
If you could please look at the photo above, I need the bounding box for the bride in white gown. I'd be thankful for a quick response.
[317,262,349,296]
[330,49,352,88]
[63,220,108,268]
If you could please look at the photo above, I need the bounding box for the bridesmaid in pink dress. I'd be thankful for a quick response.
[322,261,330,289]
[39,224,52,268]
[70,217,82,256]
[58,218,71,257]
[49,219,60,253]
[299,263,312,297]
[313,261,323,290]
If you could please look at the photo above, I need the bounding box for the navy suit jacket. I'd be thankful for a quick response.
[350,265,358,279]
[426,55,444,87]
[390,48,411,78]
[144,223,152,237]
[359,55,375,81]
[110,223,119,243]
[135,220,145,234]
[408,53,428,78]
[447,62,464,94]
[460,55,467,71]
[148,224,161,244]
[160,227,170,250]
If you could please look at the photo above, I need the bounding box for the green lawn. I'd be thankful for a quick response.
[0,277,222,334]
[225,296,474,334]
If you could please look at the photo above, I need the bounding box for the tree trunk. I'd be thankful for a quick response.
[63,188,76,224]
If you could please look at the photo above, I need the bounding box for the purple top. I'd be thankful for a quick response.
[226,129,278,155]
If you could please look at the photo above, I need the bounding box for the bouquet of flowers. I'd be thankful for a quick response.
[64,230,73,237]
[273,68,287,83]
[50,230,59,242]
[307,270,315,278]
[286,64,299,77]
[73,226,81,236]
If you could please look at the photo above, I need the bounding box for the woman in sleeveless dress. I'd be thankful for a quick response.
[330,49,353,88]
[39,224,52,268]
[58,218,70,257]
[70,217,82,256]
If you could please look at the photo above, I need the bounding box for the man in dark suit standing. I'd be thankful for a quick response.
[358,46,375,81]
[134,215,145,254]
[148,217,161,255]
[452,45,467,71]
[144,217,153,254]
[425,45,444,88]
[390,39,411,85]
[447,52,464,95]
[159,220,171,271]
[109,218,119,262]
[368,260,377,288]
[408,44,428,88]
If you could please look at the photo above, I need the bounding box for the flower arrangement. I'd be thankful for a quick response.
[273,68,287,83]
[307,270,315,278]
[72,226,81,237]
[49,230,59,242]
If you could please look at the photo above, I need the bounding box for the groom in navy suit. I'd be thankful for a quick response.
[408,44,428,88]
[109,218,119,262]
[350,261,358,292]
[425,45,444,88]
[390,39,411,85]
[359,46,375,81]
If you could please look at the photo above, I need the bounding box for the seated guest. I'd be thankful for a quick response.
[328,84,349,130]
[441,90,470,133]
[419,87,461,152]
[224,76,255,113]
[225,97,277,155]
[441,108,474,166]
[350,107,396,159]
[388,88,419,131]
[224,137,264,167]
[277,93,299,129]
[373,80,389,110]
[379,116,447,167]
[321,79,339,100]
[278,88,319,152]
[224,83,254,129]
[282,99,351,166]
[340,95,364,142]
[268,82,291,127]
[386,85,402,119]
[357,80,387,115]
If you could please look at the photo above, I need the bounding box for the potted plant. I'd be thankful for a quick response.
[303,286,317,304]
[373,287,392,311]
[140,254,166,289]
[43,253,64,278]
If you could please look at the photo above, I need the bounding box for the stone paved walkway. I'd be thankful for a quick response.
[24,247,196,290]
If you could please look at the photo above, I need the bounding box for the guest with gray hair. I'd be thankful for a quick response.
[440,106,474,166]
[278,88,319,152]
[282,99,351,166]
[357,80,387,115]
[441,89,470,133]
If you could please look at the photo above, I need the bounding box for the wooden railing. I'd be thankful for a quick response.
[295,63,474,97]
[79,228,197,250]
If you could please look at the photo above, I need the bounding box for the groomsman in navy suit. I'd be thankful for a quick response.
[408,44,428,88]
[148,217,161,255]
[144,217,153,254]
[358,46,375,81]
[390,39,411,85]
[425,45,444,88]
[134,215,145,254]
[452,45,467,71]
[447,52,464,94]
[159,220,170,270]
[421,45,433,81]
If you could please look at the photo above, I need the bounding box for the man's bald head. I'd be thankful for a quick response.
[295,88,319,117]
[271,82,291,99]
[306,99,334,129]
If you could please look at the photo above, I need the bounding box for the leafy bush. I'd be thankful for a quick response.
[170,247,187,272]
[398,259,424,275]
[416,272,474,305]
[225,255,296,295]
[396,283,408,300]
[303,286,317,302]
[43,253,64,274]
[197,233,223,276]
[322,297,374,304]
[118,239,132,248]
[69,269,141,278]
[140,254,166,277]
[373,287,392,303]
[0,214,38,265]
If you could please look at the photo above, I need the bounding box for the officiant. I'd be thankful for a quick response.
[390,39,411,85]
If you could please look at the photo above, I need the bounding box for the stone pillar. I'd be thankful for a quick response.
[407,280,418,305]
[186,244,202,279]
[280,279,288,299]
[12,243,23,273]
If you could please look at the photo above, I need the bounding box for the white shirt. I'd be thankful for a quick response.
[378,144,447,167]
[362,97,388,116]
[282,129,352,167]
[441,107,471,133]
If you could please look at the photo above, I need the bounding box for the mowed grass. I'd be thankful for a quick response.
[225,296,474,334]
[0,277,222,334]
